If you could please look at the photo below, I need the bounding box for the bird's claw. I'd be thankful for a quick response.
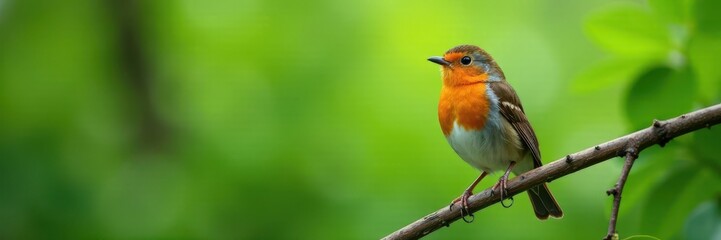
[461,210,475,223]
[492,175,514,208]
[501,196,514,208]
[449,190,474,223]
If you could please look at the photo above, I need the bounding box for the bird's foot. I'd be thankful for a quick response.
[492,175,514,208]
[449,190,475,223]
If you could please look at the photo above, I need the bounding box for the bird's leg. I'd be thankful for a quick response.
[492,161,517,207]
[450,171,488,222]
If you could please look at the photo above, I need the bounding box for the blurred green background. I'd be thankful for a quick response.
[1,0,721,239]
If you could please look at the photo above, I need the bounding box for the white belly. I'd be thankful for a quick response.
[446,117,532,174]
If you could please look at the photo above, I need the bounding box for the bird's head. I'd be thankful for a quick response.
[428,45,505,87]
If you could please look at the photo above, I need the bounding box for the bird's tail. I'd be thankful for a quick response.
[527,183,563,220]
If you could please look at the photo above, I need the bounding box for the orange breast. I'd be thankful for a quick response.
[438,83,490,136]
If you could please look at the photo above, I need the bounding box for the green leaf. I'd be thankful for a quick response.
[684,200,721,240]
[688,34,721,102]
[640,164,716,239]
[571,58,648,93]
[692,127,721,173]
[585,4,671,57]
[624,66,696,131]
[694,0,721,37]
[649,0,692,24]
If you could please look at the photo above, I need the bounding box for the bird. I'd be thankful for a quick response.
[428,45,563,220]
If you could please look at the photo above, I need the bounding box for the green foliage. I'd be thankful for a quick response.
[688,34,721,101]
[0,0,719,239]
[692,128,721,170]
[684,200,721,240]
[640,164,717,239]
[585,3,671,57]
[571,58,646,93]
[649,0,691,24]
[694,0,721,37]
[579,0,721,238]
[624,66,695,130]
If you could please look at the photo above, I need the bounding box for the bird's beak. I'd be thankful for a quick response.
[428,56,450,66]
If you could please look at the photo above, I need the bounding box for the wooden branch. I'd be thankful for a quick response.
[383,103,721,240]
[604,142,639,240]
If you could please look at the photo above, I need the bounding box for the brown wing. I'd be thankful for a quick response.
[489,81,543,167]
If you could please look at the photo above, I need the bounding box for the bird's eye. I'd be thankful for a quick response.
[460,56,472,65]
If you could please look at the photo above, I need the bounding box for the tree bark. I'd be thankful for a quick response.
[383,103,721,240]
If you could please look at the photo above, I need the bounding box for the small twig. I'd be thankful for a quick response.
[604,141,639,240]
[382,103,721,240]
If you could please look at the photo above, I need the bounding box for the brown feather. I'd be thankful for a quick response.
[488,81,543,168]
[488,80,563,219]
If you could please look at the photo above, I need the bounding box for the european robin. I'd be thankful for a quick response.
[428,45,563,220]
